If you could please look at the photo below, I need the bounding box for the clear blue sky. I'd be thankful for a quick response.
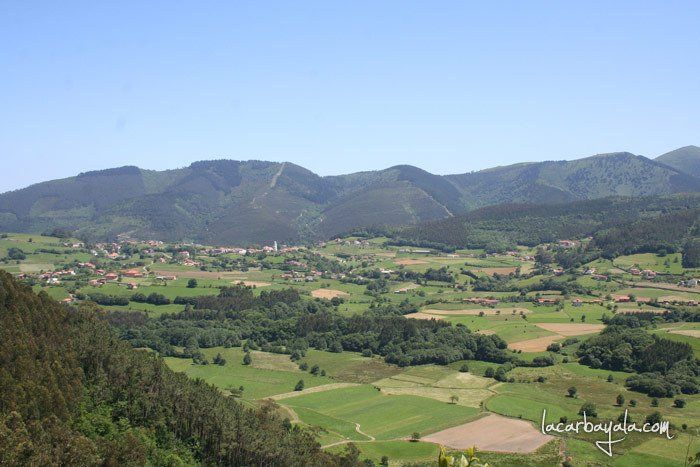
[1,1,698,192]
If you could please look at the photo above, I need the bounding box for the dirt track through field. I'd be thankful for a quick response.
[422,413,553,453]
[268,382,360,400]
[534,323,604,336]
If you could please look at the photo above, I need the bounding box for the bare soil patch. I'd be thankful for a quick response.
[233,280,271,287]
[509,335,562,352]
[476,329,496,335]
[404,312,445,321]
[311,288,349,299]
[395,258,428,265]
[669,330,700,338]
[535,323,604,336]
[422,308,531,316]
[422,413,553,453]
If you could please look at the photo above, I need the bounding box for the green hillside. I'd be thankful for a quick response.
[656,145,700,178]
[446,152,700,209]
[1,148,699,244]
[0,270,347,466]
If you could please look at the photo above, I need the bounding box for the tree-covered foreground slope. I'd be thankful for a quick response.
[0,271,357,466]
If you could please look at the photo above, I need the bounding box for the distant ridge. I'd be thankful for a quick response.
[0,146,698,244]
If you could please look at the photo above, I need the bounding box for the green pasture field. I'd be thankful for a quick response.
[616,286,700,300]
[299,349,401,383]
[284,384,480,441]
[614,252,684,274]
[164,347,334,400]
[432,314,556,343]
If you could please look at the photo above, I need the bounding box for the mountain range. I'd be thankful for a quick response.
[1,145,699,244]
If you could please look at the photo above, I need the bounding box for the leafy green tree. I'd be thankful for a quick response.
[567,387,578,398]
[579,402,597,417]
[242,352,252,365]
[187,278,198,288]
[7,247,25,260]
[294,380,305,391]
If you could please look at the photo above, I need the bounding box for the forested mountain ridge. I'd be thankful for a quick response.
[0,270,351,466]
[445,151,700,209]
[0,147,698,244]
[656,145,700,178]
[389,194,700,257]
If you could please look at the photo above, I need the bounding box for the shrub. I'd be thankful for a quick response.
[674,398,686,408]
[578,402,597,417]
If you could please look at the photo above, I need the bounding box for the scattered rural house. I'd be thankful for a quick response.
[583,268,595,275]
[126,282,138,290]
[641,269,657,279]
[630,268,640,275]
[571,298,583,307]
[122,268,143,278]
[592,274,608,281]
[679,278,699,288]
[104,272,119,281]
[536,297,559,304]
[613,295,631,303]
[558,240,577,248]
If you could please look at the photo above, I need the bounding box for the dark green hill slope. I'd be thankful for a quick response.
[391,194,700,254]
[656,145,700,178]
[0,271,345,466]
[1,147,698,244]
[446,152,700,209]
